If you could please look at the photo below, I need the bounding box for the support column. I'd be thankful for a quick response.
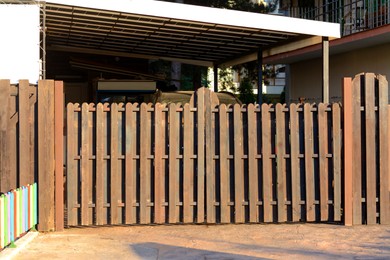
[214,65,218,92]
[322,37,329,103]
[257,48,263,104]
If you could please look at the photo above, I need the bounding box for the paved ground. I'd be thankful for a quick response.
[8,223,390,259]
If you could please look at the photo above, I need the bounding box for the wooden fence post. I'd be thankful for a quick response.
[0,80,10,193]
[54,81,64,231]
[342,77,353,226]
[38,80,55,232]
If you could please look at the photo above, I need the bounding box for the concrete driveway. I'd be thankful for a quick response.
[8,223,390,259]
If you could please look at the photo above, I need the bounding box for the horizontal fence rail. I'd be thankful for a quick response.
[65,88,342,226]
[0,183,38,249]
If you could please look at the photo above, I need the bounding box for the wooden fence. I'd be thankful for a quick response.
[0,80,63,232]
[343,73,390,225]
[66,88,343,226]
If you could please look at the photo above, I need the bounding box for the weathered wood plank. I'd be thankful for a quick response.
[140,103,151,224]
[276,104,287,222]
[365,73,376,225]
[351,75,362,225]
[304,103,315,222]
[219,104,229,223]
[95,103,104,225]
[18,80,31,187]
[183,104,194,223]
[378,75,389,224]
[247,104,258,223]
[66,103,77,226]
[0,80,10,193]
[318,103,329,221]
[192,89,205,223]
[169,103,179,223]
[261,104,272,222]
[289,103,301,222]
[343,77,353,226]
[81,103,90,225]
[54,81,64,231]
[38,80,55,231]
[110,103,119,224]
[332,103,342,222]
[154,103,164,224]
[234,104,244,223]
[205,90,217,223]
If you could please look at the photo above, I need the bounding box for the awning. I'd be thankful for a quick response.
[40,0,340,67]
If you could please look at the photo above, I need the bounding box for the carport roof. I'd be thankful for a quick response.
[40,0,340,66]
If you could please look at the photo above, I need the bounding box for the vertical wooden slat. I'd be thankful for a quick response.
[352,75,362,225]
[365,73,376,225]
[0,80,10,192]
[124,103,135,224]
[194,90,205,223]
[261,104,272,222]
[140,103,151,224]
[169,103,179,223]
[19,80,31,187]
[95,103,104,225]
[183,104,194,223]
[233,104,244,223]
[38,80,55,231]
[318,103,329,221]
[205,91,217,223]
[332,103,342,222]
[276,104,287,222]
[154,103,164,224]
[54,81,64,231]
[9,88,17,190]
[247,104,258,223]
[289,103,300,222]
[110,103,119,224]
[81,103,90,225]
[378,75,389,224]
[66,103,77,226]
[219,104,229,223]
[343,77,353,226]
[304,103,315,222]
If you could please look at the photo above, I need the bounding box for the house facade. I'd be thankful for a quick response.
[270,0,390,103]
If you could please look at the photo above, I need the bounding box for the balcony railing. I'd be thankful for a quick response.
[286,0,390,36]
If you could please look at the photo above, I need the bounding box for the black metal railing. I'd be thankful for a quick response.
[286,0,390,36]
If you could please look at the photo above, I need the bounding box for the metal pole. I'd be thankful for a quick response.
[322,37,329,103]
[257,48,263,104]
[213,65,218,92]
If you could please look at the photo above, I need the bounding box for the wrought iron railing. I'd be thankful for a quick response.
[286,0,390,36]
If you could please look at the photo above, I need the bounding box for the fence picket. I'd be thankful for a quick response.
[304,103,315,221]
[318,103,329,221]
[233,104,244,223]
[290,103,301,222]
[332,103,342,221]
[365,74,377,225]
[19,80,31,187]
[378,75,389,224]
[110,103,119,224]
[352,75,362,225]
[81,103,90,225]
[169,103,179,223]
[276,104,287,222]
[154,103,165,224]
[95,104,104,225]
[0,80,10,192]
[247,104,258,223]
[261,104,272,222]
[183,104,194,223]
[219,104,229,223]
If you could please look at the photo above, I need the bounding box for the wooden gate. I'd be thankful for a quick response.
[65,87,343,226]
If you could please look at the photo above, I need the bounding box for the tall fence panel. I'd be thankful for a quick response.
[343,73,390,225]
[65,87,343,226]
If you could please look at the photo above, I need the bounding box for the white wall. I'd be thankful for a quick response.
[0,4,40,84]
[289,42,390,103]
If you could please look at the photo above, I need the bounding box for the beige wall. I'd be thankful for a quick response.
[289,42,390,103]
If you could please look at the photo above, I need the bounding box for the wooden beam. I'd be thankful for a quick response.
[258,48,263,104]
[48,45,213,67]
[322,37,329,103]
